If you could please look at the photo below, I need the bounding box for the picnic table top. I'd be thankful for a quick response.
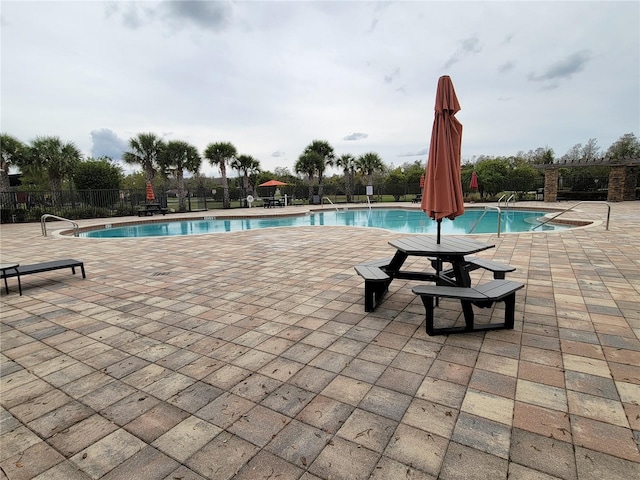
[388,236,494,257]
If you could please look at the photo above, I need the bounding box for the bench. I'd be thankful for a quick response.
[359,257,393,269]
[263,198,284,208]
[429,256,515,281]
[412,279,524,335]
[411,194,422,203]
[137,203,168,216]
[354,264,392,312]
[465,257,516,279]
[0,259,86,295]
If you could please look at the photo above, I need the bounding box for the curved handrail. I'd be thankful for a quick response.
[506,194,516,208]
[322,197,339,211]
[532,201,610,231]
[469,205,502,237]
[366,195,372,211]
[41,214,79,237]
[497,194,506,206]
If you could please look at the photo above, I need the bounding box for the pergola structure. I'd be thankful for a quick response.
[535,156,639,202]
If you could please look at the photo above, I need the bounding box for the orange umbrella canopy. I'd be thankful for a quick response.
[258,179,288,187]
[145,181,155,202]
[421,75,464,232]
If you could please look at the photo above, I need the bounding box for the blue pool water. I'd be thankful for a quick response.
[80,208,568,238]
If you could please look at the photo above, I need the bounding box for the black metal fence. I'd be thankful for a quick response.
[0,188,150,223]
[557,176,609,201]
[0,183,400,223]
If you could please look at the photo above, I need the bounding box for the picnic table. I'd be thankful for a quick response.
[263,197,284,208]
[137,203,168,216]
[386,236,494,287]
[354,236,523,335]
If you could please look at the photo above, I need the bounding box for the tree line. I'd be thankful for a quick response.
[1,131,637,211]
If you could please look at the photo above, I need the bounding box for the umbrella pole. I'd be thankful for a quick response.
[435,218,442,307]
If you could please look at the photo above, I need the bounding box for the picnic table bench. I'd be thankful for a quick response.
[432,256,517,280]
[413,279,524,335]
[138,203,168,216]
[263,198,284,208]
[465,257,516,279]
[354,264,392,312]
[0,259,86,295]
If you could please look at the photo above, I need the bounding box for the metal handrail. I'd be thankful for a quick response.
[469,205,502,237]
[366,195,372,211]
[506,194,516,208]
[322,197,339,211]
[532,201,610,231]
[41,214,79,237]
[497,194,506,207]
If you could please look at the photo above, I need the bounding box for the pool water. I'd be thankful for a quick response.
[80,208,567,238]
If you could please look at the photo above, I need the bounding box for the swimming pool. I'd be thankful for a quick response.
[79,208,569,238]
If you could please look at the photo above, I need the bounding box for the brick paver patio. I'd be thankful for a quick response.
[1,201,639,479]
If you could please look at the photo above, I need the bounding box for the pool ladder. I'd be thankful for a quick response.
[498,193,516,208]
[468,206,502,237]
[322,197,339,211]
[41,214,79,237]
[532,201,610,231]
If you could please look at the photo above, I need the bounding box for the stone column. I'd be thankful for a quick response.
[543,168,559,202]
[607,165,626,202]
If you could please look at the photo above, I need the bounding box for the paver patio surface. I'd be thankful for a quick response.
[1,201,639,479]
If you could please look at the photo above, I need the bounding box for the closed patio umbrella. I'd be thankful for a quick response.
[470,171,479,190]
[146,181,155,203]
[421,75,464,243]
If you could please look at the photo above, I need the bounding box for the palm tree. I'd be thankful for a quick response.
[122,133,165,183]
[231,154,261,205]
[28,136,82,205]
[160,140,202,212]
[356,152,384,192]
[1,134,26,206]
[294,151,324,202]
[303,140,335,197]
[204,141,237,209]
[335,153,356,202]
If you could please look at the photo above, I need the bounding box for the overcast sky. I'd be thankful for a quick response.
[2,1,638,177]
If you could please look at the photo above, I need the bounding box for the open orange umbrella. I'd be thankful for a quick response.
[258,179,288,198]
[421,75,464,243]
[258,179,288,187]
[145,181,155,203]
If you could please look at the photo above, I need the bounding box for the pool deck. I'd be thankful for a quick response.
[1,201,639,479]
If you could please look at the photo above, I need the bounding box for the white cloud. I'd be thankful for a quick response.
[343,133,369,141]
[1,1,638,177]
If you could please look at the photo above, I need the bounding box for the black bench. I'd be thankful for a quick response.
[0,259,86,295]
[412,279,524,335]
[430,256,515,281]
[465,257,516,279]
[263,198,284,208]
[411,194,422,203]
[137,203,168,216]
[354,264,392,312]
[359,257,393,268]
